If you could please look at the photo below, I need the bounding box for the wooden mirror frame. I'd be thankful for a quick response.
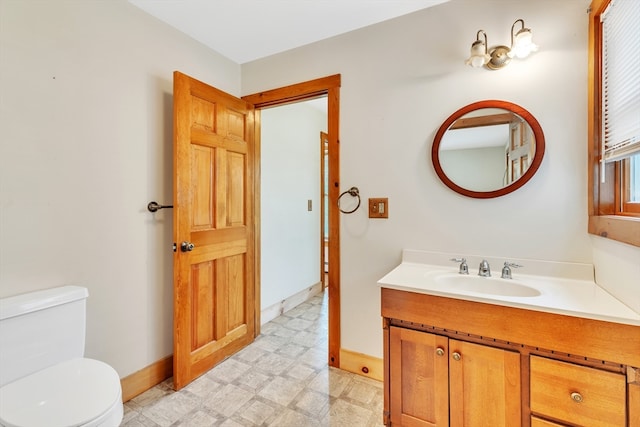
[432,100,545,199]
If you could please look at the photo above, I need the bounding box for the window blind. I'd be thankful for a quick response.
[601,0,640,163]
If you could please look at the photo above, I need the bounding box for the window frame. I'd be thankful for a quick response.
[588,0,640,247]
[621,156,640,214]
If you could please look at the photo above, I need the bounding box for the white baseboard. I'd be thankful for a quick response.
[261,282,323,325]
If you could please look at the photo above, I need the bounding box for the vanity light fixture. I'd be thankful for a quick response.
[466,19,538,70]
[465,30,491,68]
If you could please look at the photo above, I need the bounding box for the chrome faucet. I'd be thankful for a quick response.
[450,258,469,274]
[478,259,491,277]
[501,262,523,279]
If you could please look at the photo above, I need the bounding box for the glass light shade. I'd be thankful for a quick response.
[510,28,538,59]
[465,41,489,67]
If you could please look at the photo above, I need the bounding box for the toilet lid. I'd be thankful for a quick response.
[0,358,121,427]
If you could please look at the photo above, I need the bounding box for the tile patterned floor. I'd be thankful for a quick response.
[122,292,384,426]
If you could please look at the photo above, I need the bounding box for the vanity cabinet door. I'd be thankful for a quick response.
[448,339,521,427]
[389,327,449,427]
[530,356,626,426]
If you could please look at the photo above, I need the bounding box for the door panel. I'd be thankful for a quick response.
[173,71,256,390]
[449,339,521,427]
[390,326,449,427]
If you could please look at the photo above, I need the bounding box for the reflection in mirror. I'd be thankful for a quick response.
[439,109,535,192]
[432,100,545,199]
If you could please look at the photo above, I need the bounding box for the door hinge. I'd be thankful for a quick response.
[173,243,177,252]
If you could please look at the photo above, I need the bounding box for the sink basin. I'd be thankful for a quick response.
[435,274,541,297]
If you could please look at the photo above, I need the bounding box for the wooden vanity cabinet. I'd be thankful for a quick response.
[382,288,640,427]
[388,326,521,426]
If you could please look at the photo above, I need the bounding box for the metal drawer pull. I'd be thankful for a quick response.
[570,392,583,403]
[452,352,462,361]
[436,347,445,356]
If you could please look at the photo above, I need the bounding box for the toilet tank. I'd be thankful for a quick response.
[0,286,89,387]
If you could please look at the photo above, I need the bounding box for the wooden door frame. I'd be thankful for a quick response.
[243,74,341,367]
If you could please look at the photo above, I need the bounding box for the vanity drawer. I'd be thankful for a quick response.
[530,356,626,426]
[531,417,568,427]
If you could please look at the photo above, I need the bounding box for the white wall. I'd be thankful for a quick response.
[242,0,639,358]
[0,0,240,377]
[260,101,326,309]
[591,236,640,313]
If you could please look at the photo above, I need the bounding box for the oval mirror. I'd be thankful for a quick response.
[432,100,545,198]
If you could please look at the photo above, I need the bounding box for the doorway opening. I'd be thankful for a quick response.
[259,98,327,321]
[243,74,341,367]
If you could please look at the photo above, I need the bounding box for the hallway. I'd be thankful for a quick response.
[122,292,384,426]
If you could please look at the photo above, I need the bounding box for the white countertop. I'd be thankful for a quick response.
[378,250,640,327]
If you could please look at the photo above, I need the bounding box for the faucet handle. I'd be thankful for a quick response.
[450,258,469,275]
[501,261,523,279]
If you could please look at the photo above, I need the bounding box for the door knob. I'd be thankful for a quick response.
[452,352,462,361]
[436,347,445,356]
[180,241,195,252]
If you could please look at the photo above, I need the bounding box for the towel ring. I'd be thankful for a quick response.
[338,187,361,214]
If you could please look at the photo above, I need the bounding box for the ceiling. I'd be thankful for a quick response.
[128,0,449,64]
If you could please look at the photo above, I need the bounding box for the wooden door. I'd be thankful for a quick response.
[320,131,329,289]
[448,339,521,427]
[507,119,532,184]
[172,71,257,390]
[390,327,449,427]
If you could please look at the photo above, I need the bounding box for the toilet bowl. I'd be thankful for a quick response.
[0,287,123,427]
[0,358,123,427]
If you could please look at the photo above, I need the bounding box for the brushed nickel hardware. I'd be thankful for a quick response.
[147,201,173,212]
[501,261,523,279]
[452,352,462,361]
[478,259,491,277]
[436,347,445,356]
[450,258,469,274]
[570,392,583,403]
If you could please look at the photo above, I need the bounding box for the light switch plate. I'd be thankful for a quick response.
[369,198,388,218]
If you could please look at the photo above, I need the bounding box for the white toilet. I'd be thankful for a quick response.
[0,286,123,427]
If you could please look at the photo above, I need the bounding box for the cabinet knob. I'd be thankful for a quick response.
[436,347,445,356]
[570,392,583,403]
[452,352,462,361]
